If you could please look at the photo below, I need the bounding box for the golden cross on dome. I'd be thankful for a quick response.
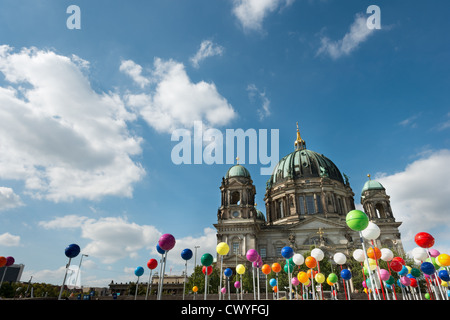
[367,174,371,180]
[295,122,306,150]
[236,156,239,164]
[317,228,324,237]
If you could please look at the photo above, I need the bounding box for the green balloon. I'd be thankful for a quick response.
[410,267,421,278]
[346,210,369,231]
[201,253,213,267]
[327,273,338,283]
[424,293,430,300]
[385,275,395,285]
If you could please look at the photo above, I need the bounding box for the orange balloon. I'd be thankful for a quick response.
[0,256,6,268]
[273,285,278,293]
[307,269,317,278]
[305,256,317,269]
[367,247,381,260]
[261,264,271,275]
[297,271,309,284]
[271,262,281,273]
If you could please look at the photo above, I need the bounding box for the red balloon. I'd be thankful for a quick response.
[202,266,213,276]
[414,232,435,248]
[390,260,403,272]
[410,278,418,288]
[392,256,405,266]
[147,258,158,270]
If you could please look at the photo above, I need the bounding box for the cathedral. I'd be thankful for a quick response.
[214,124,404,269]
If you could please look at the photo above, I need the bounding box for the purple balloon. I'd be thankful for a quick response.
[5,256,14,267]
[234,281,241,288]
[379,268,390,281]
[158,233,176,251]
[221,287,226,294]
[400,276,411,286]
[246,249,259,262]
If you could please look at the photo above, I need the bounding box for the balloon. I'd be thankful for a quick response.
[420,262,435,275]
[364,258,377,271]
[341,269,352,280]
[5,256,14,267]
[346,210,369,231]
[412,247,428,262]
[439,269,450,282]
[224,268,233,277]
[400,276,410,286]
[392,256,405,266]
[315,273,325,283]
[271,262,281,273]
[156,244,165,255]
[367,247,381,260]
[269,278,277,287]
[193,286,198,292]
[390,260,403,272]
[273,286,278,293]
[221,287,226,294]
[386,276,395,285]
[181,248,193,260]
[398,265,408,276]
[327,273,338,284]
[410,268,421,278]
[234,281,241,288]
[333,252,346,265]
[426,257,439,268]
[410,278,418,287]
[311,248,324,261]
[424,293,430,300]
[201,253,213,267]
[438,253,450,267]
[284,264,294,274]
[0,256,6,267]
[441,281,448,287]
[281,246,294,259]
[147,258,158,270]
[236,264,246,275]
[414,232,435,248]
[429,249,440,258]
[246,249,259,262]
[364,279,372,288]
[293,253,304,265]
[307,269,317,279]
[291,277,300,286]
[362,222,380,240]
[379,269,390,281]
[327,279,335,286]
[202,266,213,275]
[158,233,176,251]
[135,266,144,277]
[380,248,394,262]
[353,249,365,262]
[65,244,80,259]
[297,271,309,284]
[261,264,271,275]
[216,242,230,256]
[305,256,317,269]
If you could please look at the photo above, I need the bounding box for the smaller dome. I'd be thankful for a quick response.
[361,180,385,195]
[256,209,265,221]
[226,164,251,179]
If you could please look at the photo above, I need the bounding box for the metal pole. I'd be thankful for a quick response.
[58,258,71,300]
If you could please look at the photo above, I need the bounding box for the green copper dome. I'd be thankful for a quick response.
[256,209,265,221]
[361,179,385,195]
[225,164,251,179]
[267,148,344,188]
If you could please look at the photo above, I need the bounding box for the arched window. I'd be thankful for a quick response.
[231,191,240,205]
[375,203,386,218]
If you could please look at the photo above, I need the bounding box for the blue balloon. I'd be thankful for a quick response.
[396,279,405,288]
[420,262,435,275]
[224,268,233,277]
[341,268,352,280]
[269,278,277,287]
[439,269,450,282]
[156,243,166,255]
[398,265,408,276]
[135,266,144,277]
[65,244,80,259]
[181,248,193,260]
[281,246,294,259]
[385,284,392,290]
[406,273,415,279]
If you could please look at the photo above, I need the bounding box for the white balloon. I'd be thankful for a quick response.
[353,249,365,262]
[311,248,324,262]
[380,248,394,262]
[334,252,347,265]
[412,247,428,262]
[292,253,304,265]
[361,221,380,240]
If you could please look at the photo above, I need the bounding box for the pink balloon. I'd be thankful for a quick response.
[291,277,300,286]
[429,249,440,257]
[362,281,367,288]
[234,281,241,288]
[400,276,410,286]
[5,256,14,267]
[246,249,259,262]
[158,233,176,251]
[221,287,226,294]
[379,269,390,281]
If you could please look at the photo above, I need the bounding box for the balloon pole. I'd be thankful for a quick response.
[58,257,72,300]
[257,267,260,300]
[370,240,386,300]
[360,262,370,300]
[276,273,279,300]
[287,261,292,300]
[359,231,377,300]
[340,265,348,300]
[227,276,231,300]
[265,274,268,300]
[157,252,164,299]
[386,262,398,300]
[219,255,223,301]
[252,266,256,300]
[134,275,140,300]
[158,252,167,300]
[145,269,153,300]
[183,260,188,300]
[240,274,243,300]
[204,271,208,300]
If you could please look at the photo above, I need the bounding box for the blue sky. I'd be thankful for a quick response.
[0,0,449,287]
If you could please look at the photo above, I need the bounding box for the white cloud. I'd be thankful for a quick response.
[247,84,271,120]
[0,187,24,211]
[0,46,145,202]
[190,40,224,68]
[0,232,21,247]
[124,58,236,133]
[317,13,374,59]
[376,149,450,253]
[232,0,295,32]
[119,59,150,88]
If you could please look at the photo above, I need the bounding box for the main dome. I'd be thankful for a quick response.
[267,148,345,187]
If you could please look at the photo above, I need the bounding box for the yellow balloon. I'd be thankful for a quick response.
[327,279,334,286]
[406,266,411,273]
[193,286,198,292]
[216,242,230,255]
[437,253,450,267]
[315,272,325,284]
[364,258,377,271]
[297,271,309,284]
[441,281,448,287]
[236,264,246,275]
